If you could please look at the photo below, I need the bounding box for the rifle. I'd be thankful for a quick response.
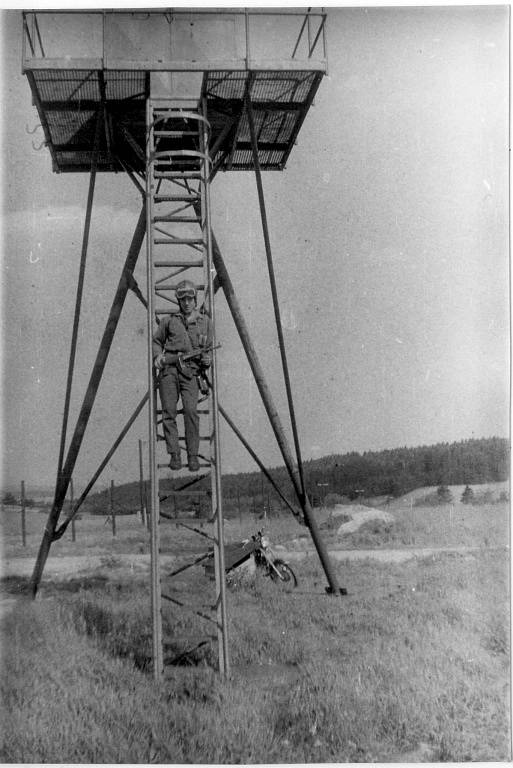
[177,343,221,378]
[156,343,221,377]
[177,342,221,366]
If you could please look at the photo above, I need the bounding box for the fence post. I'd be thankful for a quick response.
[110,480,116,537]
[70,478,76,542]
[145,480,150,531]
[20,480,26,547]
[138,439,146,526]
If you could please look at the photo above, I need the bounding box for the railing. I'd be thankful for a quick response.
[22,9,327,70]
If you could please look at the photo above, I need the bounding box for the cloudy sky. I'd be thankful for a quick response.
[1,5,509,494]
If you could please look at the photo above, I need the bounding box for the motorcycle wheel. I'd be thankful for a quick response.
[270,559,298,588]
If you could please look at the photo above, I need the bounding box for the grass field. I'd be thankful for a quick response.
[0,489,510,762]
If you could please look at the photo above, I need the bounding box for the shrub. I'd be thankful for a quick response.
[320,513,351,531]
[345,519,395,547]
[414,492,441,507]
[437,485,453,503]
[472,490,494,505]
[324,493,349,508]
[461,485,474,504]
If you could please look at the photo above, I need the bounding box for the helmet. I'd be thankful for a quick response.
[175,280,197,300]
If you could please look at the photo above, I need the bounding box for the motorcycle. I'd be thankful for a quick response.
[239,529,298,588]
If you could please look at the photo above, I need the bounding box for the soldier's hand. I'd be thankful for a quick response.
[200,352,211,368]
[154,353,166,371]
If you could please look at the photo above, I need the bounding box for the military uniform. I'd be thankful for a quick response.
[152,309,212,463]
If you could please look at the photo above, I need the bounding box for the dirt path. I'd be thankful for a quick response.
[2,543,497,581]
[0,544,504,623]
[282,544,495,563]
[1,553,176,579]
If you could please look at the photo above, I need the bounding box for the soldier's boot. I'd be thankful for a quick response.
[169,453,182,471]
[188,455,200,472]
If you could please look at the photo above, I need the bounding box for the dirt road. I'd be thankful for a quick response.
[0,544,505,622]
[281,544,493,563]
[2,543,496,581]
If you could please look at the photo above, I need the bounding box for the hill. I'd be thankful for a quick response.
[75,435,508,515]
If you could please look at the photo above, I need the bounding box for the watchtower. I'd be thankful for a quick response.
[24,9,342,680]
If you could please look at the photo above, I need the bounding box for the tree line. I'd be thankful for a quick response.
[76,435,510,513]
[7,435,506,514]
[220,436,509,503]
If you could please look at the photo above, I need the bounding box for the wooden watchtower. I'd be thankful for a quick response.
[23,9,343,681]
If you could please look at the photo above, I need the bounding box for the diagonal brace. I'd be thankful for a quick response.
[245,90,308,504]
[56,101,104,484]
[244,93,341,595]
[53,392,149,540]
[30,205,147,596]
[217,400,300,519]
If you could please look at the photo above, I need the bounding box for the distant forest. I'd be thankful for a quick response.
[79,436,509,514]
[221,436,509,503]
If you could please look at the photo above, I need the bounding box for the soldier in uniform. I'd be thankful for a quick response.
[152,280,212,472]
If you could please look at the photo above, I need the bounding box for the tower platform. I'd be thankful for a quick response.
[22,10,327,173]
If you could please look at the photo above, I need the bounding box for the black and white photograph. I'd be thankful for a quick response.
[0,4,510,763]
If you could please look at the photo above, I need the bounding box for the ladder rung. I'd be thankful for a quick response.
[154,131,198,137]
[162,592,213,606]
[155,171,202,179]
[155,195,200,203]
[164,636,216,648]
[152,107,201,116]
[154,282,205,291]
[161,490,210,496]
[155,159,203,170]
[157,409,210,415]
[161,593,218,625]
[157,462,211,470]
[156,284,204,292]
[164,550,213,576]
[163,638,216,665]
[154,260,204,269]
[154,238,204,246]
[155,156,201,164]
[152,103,200,109]
[153,216,200,223]
[178,436,212,442]
[156,307,207,315]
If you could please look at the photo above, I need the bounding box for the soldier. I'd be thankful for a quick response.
[152,280,213,472]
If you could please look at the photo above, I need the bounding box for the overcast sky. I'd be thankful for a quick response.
[0,5,509,493]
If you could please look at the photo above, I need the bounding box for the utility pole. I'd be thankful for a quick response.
[138,439,146,526]
[110,480,116,537]
[20,481,26,547]
[70,478,76,542]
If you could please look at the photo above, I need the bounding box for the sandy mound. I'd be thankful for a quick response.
[334,504,394,535]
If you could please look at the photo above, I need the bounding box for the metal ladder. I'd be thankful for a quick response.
[145,97,229,679]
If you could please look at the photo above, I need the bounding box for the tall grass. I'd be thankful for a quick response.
[1,547,510,763]
[3,500,508,563]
